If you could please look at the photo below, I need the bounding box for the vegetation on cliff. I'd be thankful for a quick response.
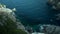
[0,4,28,34]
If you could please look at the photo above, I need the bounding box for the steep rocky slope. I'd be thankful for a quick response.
[0,4,28,34]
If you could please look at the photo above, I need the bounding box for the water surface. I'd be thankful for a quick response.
[0,0,60,25]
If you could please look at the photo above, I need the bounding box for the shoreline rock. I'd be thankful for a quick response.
[0,4,29,34]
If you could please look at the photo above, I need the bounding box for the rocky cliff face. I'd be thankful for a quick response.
[0,4,29,34]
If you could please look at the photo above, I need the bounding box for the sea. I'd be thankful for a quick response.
[0,0,60,26]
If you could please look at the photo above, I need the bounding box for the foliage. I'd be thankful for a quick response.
[0,15,27,34]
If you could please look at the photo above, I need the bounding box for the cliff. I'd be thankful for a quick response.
[0,4,28,34]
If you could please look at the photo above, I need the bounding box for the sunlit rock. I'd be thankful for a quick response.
[0,3,16,15]
[12,8,16,11]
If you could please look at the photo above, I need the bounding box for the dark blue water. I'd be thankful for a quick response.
[0,0,60,25]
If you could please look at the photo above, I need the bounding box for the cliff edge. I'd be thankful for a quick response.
[0,4,28,34]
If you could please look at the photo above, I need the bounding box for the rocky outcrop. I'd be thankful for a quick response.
[38,24,60,34]
[0,4,29,34]
[47,0,60,10]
